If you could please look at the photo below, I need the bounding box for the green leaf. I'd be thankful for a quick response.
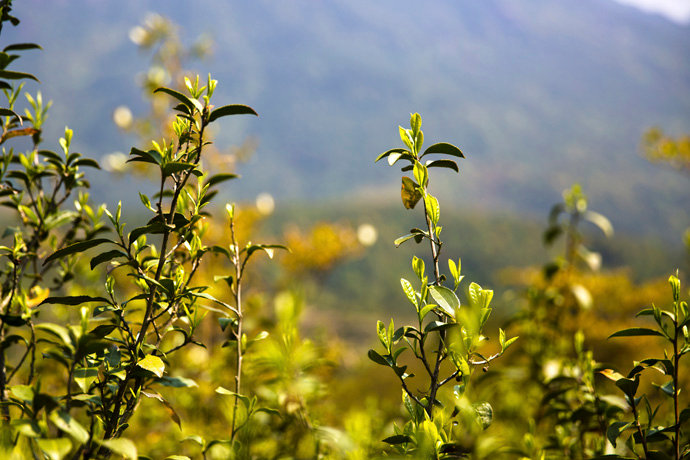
[208,104,258,122]
[39,295,110,307]
[137,355,165,378]
[467,282,493,310]
[424,321,457,333]
[154,87,203,113]
[36,438,72,460]
[399,126,414,151]
[0,107,19,119]
[410,113,422,134]
[4,43,42,52]
[608,328,665,339]
[204,173,239,187]
[394,230,425,247]
[422,142,465,158]
[158,376,198,388]
[473,402,493,430]
[375,148,410,163]
[73,158,100,169]
[413,162,428,188]
[10,385,34,403]
[73,367,99,393]
[162,162,195,177]
[90,250,127,270]
[606,421,631,448]
[97,438,137,460]
[35,323,73,349]
[400,278,417,306]
[425,159,459,172]
[0,314,26,326]
[127,147,162,165]
[428,285,459,317]
[412,256,425,281]
[367,349,389,366]
[44,238,112,264]
[615,375,640,399]
[382,434,412,445]
[49,411,89,444]
[424,193,440,225]
[128,222,167,244]
[377,320,389,349]
[0,70,39,82]
[245,243,289,259]
[215,387,251,409]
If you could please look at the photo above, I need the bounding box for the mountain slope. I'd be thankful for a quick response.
[3,0,689,239]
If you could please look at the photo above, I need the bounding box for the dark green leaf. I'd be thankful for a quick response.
[367,349,389,366]
[382,435,412,445]
[88,324,117,339]
[606,421,631,448]
[425,159,459,172]
[0,314,27,326]
[73,158,100,169]
[204,173,239,188]
[0,108,20,119]
[424,321,457,333]
[162,162,195,177]
[154,87,203,113]
[208,104,258,122]
[129,222,167,244]
[127,147,162,165]
[39,295,110,307]
[0,70,39,82]
[615,375,639,399]
[90,249,127,270]
[422,142,465,158]
[3,43,42,52]
[44,238,112,264]
[157,376,198,388]
[245,244,289,259]
[375,148,410,163]
[609,328,665,339]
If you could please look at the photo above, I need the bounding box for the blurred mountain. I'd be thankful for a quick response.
[3,0,689,241]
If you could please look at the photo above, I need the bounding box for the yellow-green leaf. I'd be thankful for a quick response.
[137,355,165,378]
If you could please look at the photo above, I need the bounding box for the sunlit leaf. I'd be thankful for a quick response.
[401,176,422,209]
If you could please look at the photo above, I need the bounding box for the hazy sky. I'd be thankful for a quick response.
[613,0,690,22]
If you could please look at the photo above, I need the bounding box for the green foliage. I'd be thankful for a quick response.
[0,4,688,459]
[601,274,689,459]
[370,113,515,457]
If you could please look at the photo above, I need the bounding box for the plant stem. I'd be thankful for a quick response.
[672,320,680,460]
[229,214,243,441]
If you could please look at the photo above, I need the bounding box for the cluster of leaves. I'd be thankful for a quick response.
[0,5,292,454]
[601,274,689,459]
[369,114,517,458]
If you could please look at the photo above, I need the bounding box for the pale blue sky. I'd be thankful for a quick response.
[613,0,690,22]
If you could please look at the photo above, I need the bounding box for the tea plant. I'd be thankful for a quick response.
[504,184,620,458]
[601,273,689,459]
[0,4,107,458]
[369,113,517,457]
